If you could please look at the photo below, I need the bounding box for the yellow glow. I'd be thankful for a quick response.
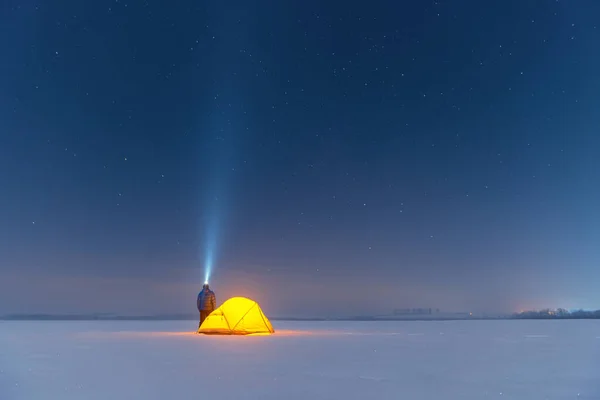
[198,296,275,335]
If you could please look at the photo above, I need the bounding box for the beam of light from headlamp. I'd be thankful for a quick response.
[203,211,218,285]
[196,5,249,287]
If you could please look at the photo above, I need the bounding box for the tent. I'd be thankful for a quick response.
[198,297,275,335]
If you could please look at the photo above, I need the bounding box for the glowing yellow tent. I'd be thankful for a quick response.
[198,297,275,335]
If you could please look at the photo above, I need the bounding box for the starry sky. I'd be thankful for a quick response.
[1,1,599,317]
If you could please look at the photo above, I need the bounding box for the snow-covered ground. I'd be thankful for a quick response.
[1,320,599,399]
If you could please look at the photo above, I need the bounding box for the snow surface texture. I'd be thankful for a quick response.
[1,320,599,400]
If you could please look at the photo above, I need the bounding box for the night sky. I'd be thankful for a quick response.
[1,1,599,317]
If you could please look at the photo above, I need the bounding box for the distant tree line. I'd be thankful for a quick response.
[512,308,600,319]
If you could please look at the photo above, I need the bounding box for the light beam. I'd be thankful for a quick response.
[195,7,247,287]
[202,211,218,284]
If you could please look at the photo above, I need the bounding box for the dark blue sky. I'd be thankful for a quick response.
[1,0,599,316]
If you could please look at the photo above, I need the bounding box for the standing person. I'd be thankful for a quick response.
[197,283,216,329]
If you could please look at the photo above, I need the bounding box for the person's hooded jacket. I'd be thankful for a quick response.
[197,288,217,312]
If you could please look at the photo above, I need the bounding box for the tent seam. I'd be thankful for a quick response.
[230,303,257,331]
[224,312,231,330]
[258,309,273,333]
